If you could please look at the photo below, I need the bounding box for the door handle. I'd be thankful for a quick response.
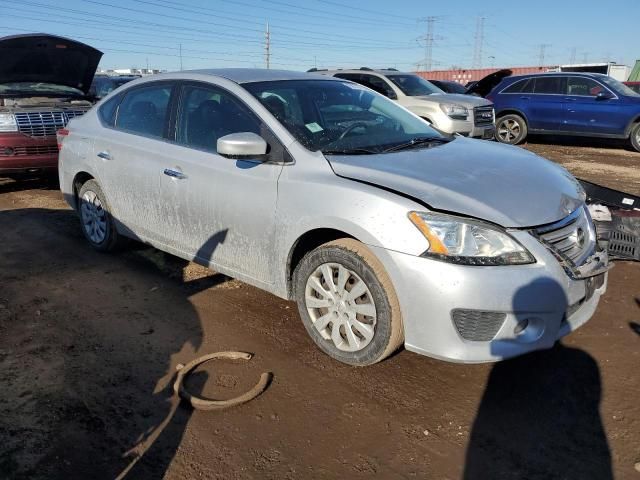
[520,96,530,100]
[163,168,187,180]
[97,151,111,160]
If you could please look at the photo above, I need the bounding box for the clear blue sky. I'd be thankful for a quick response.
[0,0,637,72]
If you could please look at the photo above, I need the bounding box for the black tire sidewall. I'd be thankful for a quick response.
[78,180,119,252]
[496,114,527,144]
[294,244,393,366]
[630,123,640,153]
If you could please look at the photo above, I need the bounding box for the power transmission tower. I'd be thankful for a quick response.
[472,16,485,69]
[179,43,183,71]
[569,47,577,65]
[265,22,271,69]
[582,52,589,63]
[418,16,436,71]
[538,43,552,66]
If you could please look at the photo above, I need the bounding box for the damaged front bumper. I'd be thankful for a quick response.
[369,227,608,364]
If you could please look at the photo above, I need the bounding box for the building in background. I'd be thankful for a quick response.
[97,68,163,76]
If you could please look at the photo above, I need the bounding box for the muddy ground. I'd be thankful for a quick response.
[0,141,639,480]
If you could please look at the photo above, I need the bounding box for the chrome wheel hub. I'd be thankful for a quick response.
[498,119,521,142]
[305,263,377,352]
[80,190,107,244]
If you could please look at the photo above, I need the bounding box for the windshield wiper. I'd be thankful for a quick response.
[382,136,450,153]
[322,148,378,155]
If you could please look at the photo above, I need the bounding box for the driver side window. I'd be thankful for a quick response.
[177,84,262,153]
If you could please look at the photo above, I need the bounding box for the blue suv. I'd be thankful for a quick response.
[488,73,640,152]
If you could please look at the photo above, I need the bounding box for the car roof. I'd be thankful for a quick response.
[505,71,609,82]
[179,68,339,84]
[316,68,407,76]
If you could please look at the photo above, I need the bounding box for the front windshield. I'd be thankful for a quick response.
[599,76,640,97]
[386,75,444,96]
[0,82,84,96]
[245,79,448,154]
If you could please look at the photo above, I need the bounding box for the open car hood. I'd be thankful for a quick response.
[326,137,585,228]
[0,34,103,94]
[466,69,512,97]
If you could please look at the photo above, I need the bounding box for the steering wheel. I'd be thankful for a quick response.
[337,122,369,141]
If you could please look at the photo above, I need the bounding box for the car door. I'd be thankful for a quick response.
[527,76,566,131]
[91,81,178,244]
[158,81,284,284]
[562,76,625,134]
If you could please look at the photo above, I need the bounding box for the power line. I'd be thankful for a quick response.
[472,16,485,68]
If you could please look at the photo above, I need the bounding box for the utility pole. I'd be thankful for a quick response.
[265,22,271,69]
[569,47,577,65]
[538,43,551,66]
[472,16,485,69]
[582,52,589,63]
[179,43,183,71]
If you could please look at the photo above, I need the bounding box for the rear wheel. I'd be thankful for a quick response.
[78,179,126,252]
[496,114,528,145]
[294,238,403,366]
[630,123,640,153]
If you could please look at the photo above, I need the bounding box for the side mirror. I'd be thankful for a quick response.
[217,132,268,159]
[596,91,613,100]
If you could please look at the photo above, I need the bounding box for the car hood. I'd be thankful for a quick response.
[326,137,585,228]
[465,69,513,97]
[415,93,492,107]
[0,34,103,94]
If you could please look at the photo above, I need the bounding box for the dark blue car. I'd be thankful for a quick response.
[488,73,640,152]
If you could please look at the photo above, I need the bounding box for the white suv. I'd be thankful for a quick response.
[316,68,495,139]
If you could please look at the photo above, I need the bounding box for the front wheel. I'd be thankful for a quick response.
[294,239,404,366]
[630,123,640,153]
[496,114,528,145]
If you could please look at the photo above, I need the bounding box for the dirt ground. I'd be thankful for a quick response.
[1,141,639,480]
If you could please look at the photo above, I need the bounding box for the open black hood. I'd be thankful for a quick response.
[0,34,103,94]
[465,69,512,97]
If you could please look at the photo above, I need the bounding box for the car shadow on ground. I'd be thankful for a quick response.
[463,278,612,480]
[0,207,228,479]
[0,175,59,194]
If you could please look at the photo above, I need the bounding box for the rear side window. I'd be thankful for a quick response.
[502,78,533,94]
[98,95,121,127]
[334,73,395,98]
[566,77,605,96]
[115,84,173,138]
[533,77,565,94]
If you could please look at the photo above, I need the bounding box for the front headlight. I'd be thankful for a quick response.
[0,113,17,132]
[439,103,468,120]
[408,211,535,266]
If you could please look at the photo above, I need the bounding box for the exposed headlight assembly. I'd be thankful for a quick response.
[408,211,535,266]
[0,113,17,132]
[439,103,468,120]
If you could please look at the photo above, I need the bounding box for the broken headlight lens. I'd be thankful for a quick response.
[0,113,17,132]
[439,103,468,120]
[408,211,535,266]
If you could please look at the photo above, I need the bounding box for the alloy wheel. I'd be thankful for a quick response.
[497,118,521,142]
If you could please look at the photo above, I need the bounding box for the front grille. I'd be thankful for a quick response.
[473,106,494,126]
[534,206,596,267]
[452,309,506,341]
[14,109,88,138]
[0,144,59,156]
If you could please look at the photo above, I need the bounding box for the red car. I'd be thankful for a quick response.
[0,34,102,177]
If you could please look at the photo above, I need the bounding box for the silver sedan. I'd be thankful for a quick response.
[58,69,609,366]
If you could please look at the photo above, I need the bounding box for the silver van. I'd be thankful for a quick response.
[316,68,495,139]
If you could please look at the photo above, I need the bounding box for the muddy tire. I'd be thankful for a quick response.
[293,238,404,366]
[78,179,126,252]
[630,123,640,153]
[496,114,528,145]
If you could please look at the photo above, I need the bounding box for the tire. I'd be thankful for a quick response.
[77,179,126,252]
[293,238,404,366]
[496,114,528,145]
[630,123,640,153]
